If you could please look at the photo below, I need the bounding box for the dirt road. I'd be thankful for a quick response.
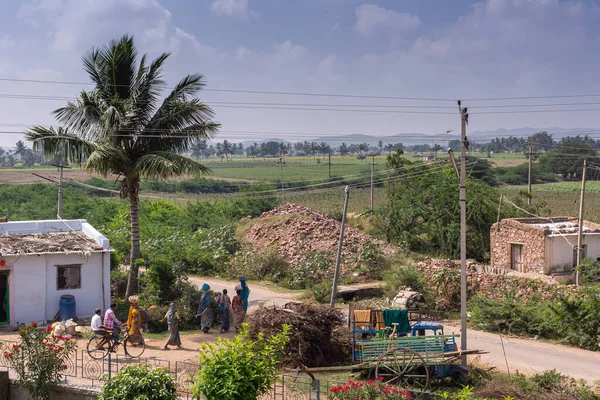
[190,277,600,383]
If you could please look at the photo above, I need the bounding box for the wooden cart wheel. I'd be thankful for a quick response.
[375,347,430,394]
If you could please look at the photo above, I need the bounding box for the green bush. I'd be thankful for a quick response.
[98,364,177,400]
[384,263,426,296]
[285,250,332,289]
[311,281,332,304]
[551,286,600,351]
[146,258,176,304]
[192,324,290,400]
[576,258,600,284]
[225,247,288,282]
[355,240,388,278]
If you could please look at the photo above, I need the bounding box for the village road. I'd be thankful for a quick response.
[444,324,600,384]
[191,277,600,384]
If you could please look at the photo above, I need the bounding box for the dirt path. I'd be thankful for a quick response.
[444,324,600,384]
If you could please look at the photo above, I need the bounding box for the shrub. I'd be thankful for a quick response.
[384,264,426,297]
[576,258,600,284]
[311,281,332,304]
[6,322,77,400]
[356,241,388,279]
[285,250,332,289]
[551,286,600,351]
[98,364,177,400]
[146,258,176,304]
[225,247,288,282]
[192,324,290,400]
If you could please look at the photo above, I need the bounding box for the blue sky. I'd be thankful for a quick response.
[1,0,600,147]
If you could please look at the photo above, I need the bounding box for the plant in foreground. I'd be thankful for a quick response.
[327,378,413,400]
[6,322,76,400]
[192,323,290,400]
[98,364,178,400]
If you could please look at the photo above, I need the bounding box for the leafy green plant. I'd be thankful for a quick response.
[225,247,288,282]
[192,324,290,400]
[576,258,600,284]
[356,241,387,278]
[285,250,332,289]
[98,364,177,400]
[384,263,426,297]
[6,322,77,400]
[146,258,176,304]
[311,281,332,304]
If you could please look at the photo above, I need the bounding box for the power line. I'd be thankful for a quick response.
[0,77,456,102]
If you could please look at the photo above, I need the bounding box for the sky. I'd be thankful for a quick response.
[2,0,600,147]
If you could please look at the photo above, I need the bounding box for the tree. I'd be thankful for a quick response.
[448,140,461,153]
[26,35,219,297]
[14,140,29,157]
[259,143,268,160]
[222,140,233,160]
[278,142,288,157]
[237,142,244,155]
[432,144,442,153]
[319,142,330,156]
[338,142,349,157]
[191,140,207,159]
[539,142,596,180]
[378,140,384,150]
[528,131,554,152]
[310,141,318,159]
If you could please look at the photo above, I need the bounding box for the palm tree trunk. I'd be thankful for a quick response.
[125,190,141,299]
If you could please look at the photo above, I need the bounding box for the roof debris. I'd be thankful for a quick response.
[0,232,105,256]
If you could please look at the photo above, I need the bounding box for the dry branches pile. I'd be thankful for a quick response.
[247,302,350,367]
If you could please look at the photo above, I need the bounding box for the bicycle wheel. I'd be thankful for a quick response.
[124,334,145,358]
[86,336,109,360]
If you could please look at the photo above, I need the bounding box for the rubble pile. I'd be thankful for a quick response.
[241,204,394,273]
[416,258,577,302]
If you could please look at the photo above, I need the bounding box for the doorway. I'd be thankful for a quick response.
[0,272,9,324]
[511,244,523,272]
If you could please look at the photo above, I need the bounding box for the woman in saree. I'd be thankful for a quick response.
[197,283,213,333]
[231,286,246,333]
[217,289,231,333]
[161,303,182,349]
[127,296,143,345]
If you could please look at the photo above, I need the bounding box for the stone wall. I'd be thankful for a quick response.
[8,380,98,400]
[490,219,546,274]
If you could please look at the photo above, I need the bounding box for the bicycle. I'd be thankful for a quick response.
[86,326,146,359]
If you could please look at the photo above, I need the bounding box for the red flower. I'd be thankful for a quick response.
[6,352,12,358]
[31,321,37,327]
[11,344,19,351]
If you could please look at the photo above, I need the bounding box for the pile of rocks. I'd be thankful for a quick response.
[241,203,394,274]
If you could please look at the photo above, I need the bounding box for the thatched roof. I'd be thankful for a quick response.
[0,232,106,256]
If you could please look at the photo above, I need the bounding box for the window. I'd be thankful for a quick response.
[57,265,81,290]
[572,245,587,270]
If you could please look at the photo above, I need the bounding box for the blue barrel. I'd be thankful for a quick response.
[59,295,76,321]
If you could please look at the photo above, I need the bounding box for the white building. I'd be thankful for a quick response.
[0,219,111,327]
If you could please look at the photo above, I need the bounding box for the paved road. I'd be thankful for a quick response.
[189,277,600,383]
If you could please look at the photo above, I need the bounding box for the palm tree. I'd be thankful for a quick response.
[14,140,28,157]
[26,35,219,298]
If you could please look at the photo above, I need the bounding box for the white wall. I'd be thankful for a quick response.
[546,234,600,272]
[3,246,110,326]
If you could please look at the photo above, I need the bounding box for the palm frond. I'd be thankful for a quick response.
[164,74,205,103]
[84,144,132,176]
[54,90,106,140]
[134,151,210,179]
[129,53,169,130]
[25,126,96,164]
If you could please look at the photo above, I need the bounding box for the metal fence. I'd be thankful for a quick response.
[0,339,347,399]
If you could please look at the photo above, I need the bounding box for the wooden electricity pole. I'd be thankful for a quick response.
[576,159,588,286]
[328,152,331,178]
[330,186,350,307]
[527,142,533,206]
[459,101,468,367]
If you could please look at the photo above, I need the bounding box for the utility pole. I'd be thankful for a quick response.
[370,155,375,212]
[330,186,350,307]
[458,101,468,367]
[51,162,69,218]
[279,157,284,193]
[527,142,533,206]
[328,152,331,178]
[576,159,588,286]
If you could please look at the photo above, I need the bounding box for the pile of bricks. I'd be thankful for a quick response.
[241,203,394,273]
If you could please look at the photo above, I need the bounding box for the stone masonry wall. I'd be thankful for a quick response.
[490,220,546,274]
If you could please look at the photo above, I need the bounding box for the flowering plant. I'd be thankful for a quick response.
[5,322,77,400]
[327,378,413,400]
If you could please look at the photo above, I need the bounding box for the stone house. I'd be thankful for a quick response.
[0,219,111,327]
[490,217,600,274]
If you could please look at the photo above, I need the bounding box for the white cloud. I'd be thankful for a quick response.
[210,0,258,20]
[354,4,420,36]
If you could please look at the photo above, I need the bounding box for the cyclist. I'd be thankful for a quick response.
[90,308,111,349]
[104,303,122,346]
